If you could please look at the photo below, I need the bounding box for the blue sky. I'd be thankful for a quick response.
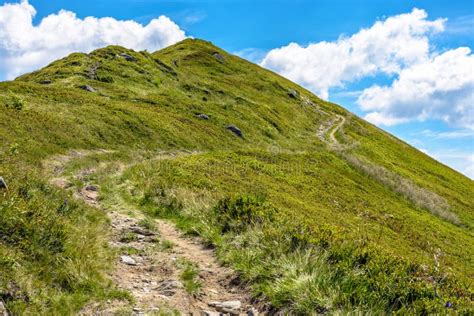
[1,0,473,177]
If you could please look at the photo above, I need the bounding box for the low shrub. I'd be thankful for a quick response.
[212,195,276,233]
[5,93,24,110]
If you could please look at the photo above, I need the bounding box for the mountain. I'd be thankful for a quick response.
[0,39,472,314]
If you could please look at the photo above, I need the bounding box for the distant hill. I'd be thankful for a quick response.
[0,38,472,314]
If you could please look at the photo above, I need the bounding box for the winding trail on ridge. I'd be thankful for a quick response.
[316,110,347,148]
[43,151,259,315]
[327,114,346,147]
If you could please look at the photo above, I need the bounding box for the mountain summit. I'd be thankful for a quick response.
[0,39,473,314]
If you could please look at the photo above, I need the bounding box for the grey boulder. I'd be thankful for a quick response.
[79,85,96,93]
[288,89,299,99]
[213,52,225,61]
[196,113,210,120]
[119,53,137,62]
[0,177,7,190]
[226,125,243,138]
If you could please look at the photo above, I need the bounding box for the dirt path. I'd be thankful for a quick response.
[316,113,346,148]
[327,114,346,147]
[44,151,260,315]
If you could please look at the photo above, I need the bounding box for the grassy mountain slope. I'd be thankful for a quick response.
[0,39,472,314]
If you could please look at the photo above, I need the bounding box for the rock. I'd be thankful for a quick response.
[119,53,137,62]
[210,300,242,314]
[157,280,183,296]
[0,177,7,190]
[0,301,7,316]
[157,294,170,301]
[79,85,96,93]
[120,255,137,266]
[226,125,243,138]
[85,185,98,192]
[288,89,299,99]
[130,226,156,236]
[302,96,315,106]
[207,301,221,307]
[196,113,210,120]
[39,80,52,84]
[222,307,240,315]
[213,52,225,61]
[247,308,258,316]
[222,301,242,310]
[201,311,220,316]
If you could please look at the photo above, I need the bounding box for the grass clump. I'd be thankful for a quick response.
[344,154,460,225]
[5,92,24,110]
[119,231,138,243]
[0,171,125,314]
[177,259,202,296]
[159,240,174,252]
[213,195,276,233]
[138,217,157,232]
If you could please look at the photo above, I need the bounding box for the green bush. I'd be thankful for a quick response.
[212,195,276,233]
[5,93,24,110]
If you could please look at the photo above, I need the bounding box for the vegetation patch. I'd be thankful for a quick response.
[177,259,202,296]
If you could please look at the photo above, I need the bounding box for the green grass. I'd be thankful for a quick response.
[0,38,472,314]
[177,258,202,296]
[122,151,473,313]
[138,217,157,232]
[159,240,175,252]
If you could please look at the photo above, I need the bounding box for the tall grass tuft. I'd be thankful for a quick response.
[343,154,460,225]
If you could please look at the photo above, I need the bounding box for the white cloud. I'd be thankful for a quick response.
[421,129,474,139]
[260,8,445,99]
[464,154,474,179]
[259,8,474,130]
[363,112,409,126]
[428,150,474,179]
[0,0,187,80]
[359,48,474,129]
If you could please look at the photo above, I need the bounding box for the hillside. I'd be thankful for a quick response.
[0,38,473,314]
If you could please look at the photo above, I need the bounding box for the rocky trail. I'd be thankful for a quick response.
[44,152,260,316]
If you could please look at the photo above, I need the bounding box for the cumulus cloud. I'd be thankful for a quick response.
[0,0,187,79]
[359,48,474,129]
[260,8,473,130]
[260,8,445,99]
